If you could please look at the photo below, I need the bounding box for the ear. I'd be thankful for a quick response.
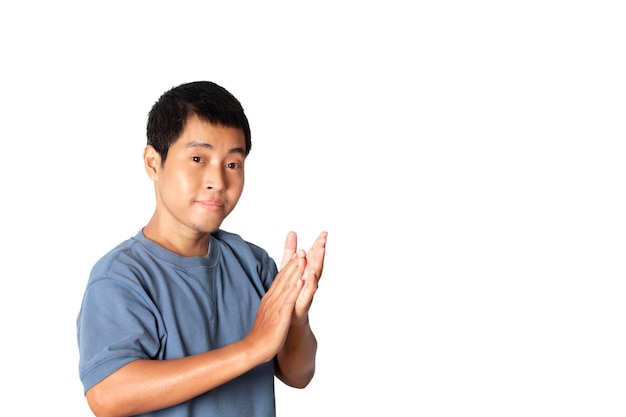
[143,145,161,181]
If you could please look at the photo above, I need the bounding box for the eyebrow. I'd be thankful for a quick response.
[186,140,246,155]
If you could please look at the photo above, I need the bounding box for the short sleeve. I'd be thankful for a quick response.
[77,277,163,392]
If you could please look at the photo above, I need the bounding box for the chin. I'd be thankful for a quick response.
[191,221,223,234]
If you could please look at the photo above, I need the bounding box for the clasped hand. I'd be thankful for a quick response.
[248,231,327,361]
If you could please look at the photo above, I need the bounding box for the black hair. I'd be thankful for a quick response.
[146,81,251,163]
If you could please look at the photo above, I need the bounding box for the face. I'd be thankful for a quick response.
[146,114,246,235]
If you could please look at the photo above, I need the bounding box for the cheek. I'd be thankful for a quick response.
[225,177,244,206]
[228,174,245,194]
[161,170,198,201]
[174,172,193,192]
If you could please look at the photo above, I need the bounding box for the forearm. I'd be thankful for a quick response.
[86,339,264,417]
[275,317,318,388]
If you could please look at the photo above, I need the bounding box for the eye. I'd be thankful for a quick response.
[192,156,204,163]
[226,162,240,169]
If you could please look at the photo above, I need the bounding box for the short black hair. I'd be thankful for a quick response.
[146,81,251,164]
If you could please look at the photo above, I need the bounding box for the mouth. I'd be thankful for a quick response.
[196,199,225,211]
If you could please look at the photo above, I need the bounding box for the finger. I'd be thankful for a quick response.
[294,232,328,320]
[280,231,298,269]
[269,250,306,301]
[305,231,328,280]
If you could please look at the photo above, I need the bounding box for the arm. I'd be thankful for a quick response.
[86,252,308,417]
[274,231,328,388]
[87,340,265,417]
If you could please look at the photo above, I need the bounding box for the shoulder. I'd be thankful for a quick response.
[211,229,277,282]
[87,231,158,288]
[89,238,134,276]
[212,229,271,260]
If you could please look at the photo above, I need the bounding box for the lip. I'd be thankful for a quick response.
[196,199,225,211]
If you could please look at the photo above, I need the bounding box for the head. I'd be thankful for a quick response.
[143,81,251,239]
[147,81,251,164]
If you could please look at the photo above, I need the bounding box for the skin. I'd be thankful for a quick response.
[85,114,328,417]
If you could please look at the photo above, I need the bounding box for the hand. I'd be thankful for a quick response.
[280,231,328,324]
[248,249,307,362]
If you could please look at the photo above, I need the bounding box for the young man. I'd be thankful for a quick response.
[76,81,328,417]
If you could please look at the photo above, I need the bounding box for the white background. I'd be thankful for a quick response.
[1,1,624,416]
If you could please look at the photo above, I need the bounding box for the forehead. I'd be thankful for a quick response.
[176,114,246,150]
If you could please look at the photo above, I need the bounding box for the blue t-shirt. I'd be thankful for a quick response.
[77,229,279,416]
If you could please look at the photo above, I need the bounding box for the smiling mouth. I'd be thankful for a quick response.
[197,200,224,211]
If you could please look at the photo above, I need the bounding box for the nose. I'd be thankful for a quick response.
[205,164,226,191]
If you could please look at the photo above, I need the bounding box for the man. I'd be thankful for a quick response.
[77,81,327,417]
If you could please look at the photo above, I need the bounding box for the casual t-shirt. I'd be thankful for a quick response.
[77,229,279,416]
